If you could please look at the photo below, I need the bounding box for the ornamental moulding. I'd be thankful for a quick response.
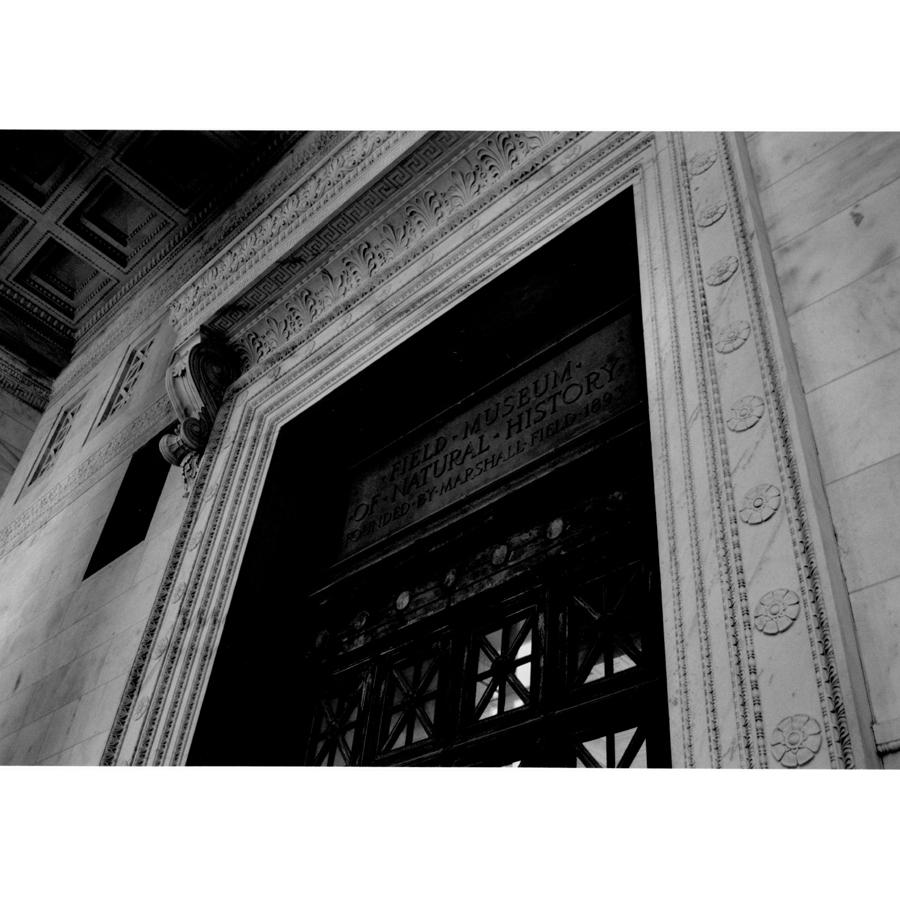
[0,346,51,411]
[159,331,239,496]
[168,131,426,339]
[233,131,580,374]
[100,133,874,769]
[0,393,174,556]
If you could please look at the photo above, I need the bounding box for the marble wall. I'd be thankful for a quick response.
[747,132,900,766]
[0,388,40,501]
[0,314,182,763]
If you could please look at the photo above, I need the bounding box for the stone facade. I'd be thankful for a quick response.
[0,132,895,767]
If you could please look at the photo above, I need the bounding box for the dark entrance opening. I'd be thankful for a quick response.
[187,187,670,766]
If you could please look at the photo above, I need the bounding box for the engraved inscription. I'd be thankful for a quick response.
[342,313,640,555]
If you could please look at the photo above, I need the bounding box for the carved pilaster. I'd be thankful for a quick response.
[159,329,237,493]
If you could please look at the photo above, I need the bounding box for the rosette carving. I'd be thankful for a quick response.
[688,150,717,176]
[705,255,739,286]
[726,394,765,432]
[738,483,781,525]
[770,714,822,767]
[714,319,751,354]
[753,589,801,635]
[696,201,727,228]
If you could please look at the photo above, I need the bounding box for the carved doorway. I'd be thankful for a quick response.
[186,186,670,766]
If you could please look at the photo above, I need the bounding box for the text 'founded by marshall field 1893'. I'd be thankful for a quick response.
[341,311,640,556]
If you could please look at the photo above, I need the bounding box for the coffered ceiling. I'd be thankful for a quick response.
[0,131,298,380]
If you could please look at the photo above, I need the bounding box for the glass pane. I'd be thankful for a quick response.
[333,746,347,766]
[514,661,532,691]
[411,717,428,744]
[422,663,439,693]
[422,698,437,725]
[585,658,606,683]
[477,648,493,675]
[515,629,532,660]
[582,735,607,766]
[612,648,637,674]
[400,663,416,686]
[387,711,403,738]
[506,691,524,711]
[479,685,500,719]
[474,678,490,707]
[628,741,648,769]
[614,727,641,767]
[486,628,503,654]
[389,729,407,751]
[507,617,527,649]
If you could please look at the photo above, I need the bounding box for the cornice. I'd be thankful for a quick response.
[232,131,579,374]
[73,131,303,342]
[168,131,427,339]
[0,281,75,343]
[0,345,52,410]
[51,132,344,402]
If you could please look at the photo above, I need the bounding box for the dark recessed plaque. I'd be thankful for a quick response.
[341,310,640,558]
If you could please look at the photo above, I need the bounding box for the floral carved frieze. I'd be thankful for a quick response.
[753,589,800,635]
[169,132,418,337]
[770,714,822,767]
[235,132,567,372]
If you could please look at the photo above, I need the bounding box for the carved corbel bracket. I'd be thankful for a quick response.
[159,328,237,493]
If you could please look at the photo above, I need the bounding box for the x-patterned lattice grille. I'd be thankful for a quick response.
[311,675,367,767]
[568,563,647,688]
[380,651,441,753]
[472,611,536,720]
[575,725,647,768]
[99,336,154,425]
[29,396,83,484]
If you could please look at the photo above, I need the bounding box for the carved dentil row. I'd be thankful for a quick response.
[237,132,559,370]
